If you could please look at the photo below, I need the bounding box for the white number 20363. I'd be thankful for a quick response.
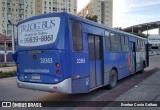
[40,58,53,63]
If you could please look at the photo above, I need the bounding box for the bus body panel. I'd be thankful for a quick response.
[72,78,90,93]
[17,50,65,84]
[70,53,90,93]
[118,52,131,80]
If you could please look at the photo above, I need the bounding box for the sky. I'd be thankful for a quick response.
[77,0,160,34]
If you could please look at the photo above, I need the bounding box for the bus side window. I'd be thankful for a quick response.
[125,36,129,52]
[111,32,121,52]
[137,39,140,51]
[121,36,129,52]
[72,21,83,52]
[88,35,95,61]
[142,41,145,51]
[105,31,110,51]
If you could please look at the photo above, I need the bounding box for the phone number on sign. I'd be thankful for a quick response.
[21,35,54,44]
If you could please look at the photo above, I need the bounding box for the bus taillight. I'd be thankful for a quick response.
[56,70,61,75]
[56,63,60,68]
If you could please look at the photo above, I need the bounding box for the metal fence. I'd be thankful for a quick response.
[0,53,14,62]
[0,47,12,51]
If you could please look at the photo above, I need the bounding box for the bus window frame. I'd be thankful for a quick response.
[105,30,111,52]
[120,35,129,52]
[72,20,83,52]
[110,31,122,52]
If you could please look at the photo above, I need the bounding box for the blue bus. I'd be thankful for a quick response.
[13,12,149,94]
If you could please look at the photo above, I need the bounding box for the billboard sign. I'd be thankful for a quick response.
[148,35,160,44]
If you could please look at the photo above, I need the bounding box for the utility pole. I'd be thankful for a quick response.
[147,24,149,37]
[8,20,15,53]
[2,30,7,63]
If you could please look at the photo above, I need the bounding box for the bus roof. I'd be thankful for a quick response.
[18,12,147,41]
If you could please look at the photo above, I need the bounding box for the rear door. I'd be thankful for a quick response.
[146,44,149,66]
[130,41,136,73]
[88,35,103,89]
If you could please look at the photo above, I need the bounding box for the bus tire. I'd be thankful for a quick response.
[107,69,118,89]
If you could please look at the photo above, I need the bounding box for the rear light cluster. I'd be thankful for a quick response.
[56,63,60,68]
[56,70,61,75]
[56,63,61,75]
[53,63,61,90]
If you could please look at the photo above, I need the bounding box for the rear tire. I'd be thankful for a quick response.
[107,69,118,89]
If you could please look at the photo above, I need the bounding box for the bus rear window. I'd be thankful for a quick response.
[17,17,60,47]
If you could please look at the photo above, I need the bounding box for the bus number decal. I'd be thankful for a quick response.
[77,58,85,64]
[40,58,53,64]
[24,35,54,44]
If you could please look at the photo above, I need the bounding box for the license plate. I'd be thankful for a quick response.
[32,75,40,80]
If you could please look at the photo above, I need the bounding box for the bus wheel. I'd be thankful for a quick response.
[107,69,118,89]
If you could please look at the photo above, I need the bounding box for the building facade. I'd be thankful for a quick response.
[0,33,13,62]
[66,0,77,15]
[0,0,77,36]
[78,0,113,27]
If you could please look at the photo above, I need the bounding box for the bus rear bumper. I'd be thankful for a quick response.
[17,78,72,94]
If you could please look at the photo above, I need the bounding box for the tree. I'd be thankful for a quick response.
[115,27,148,38]
[131,32,148,38]
[86,15,98,22]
